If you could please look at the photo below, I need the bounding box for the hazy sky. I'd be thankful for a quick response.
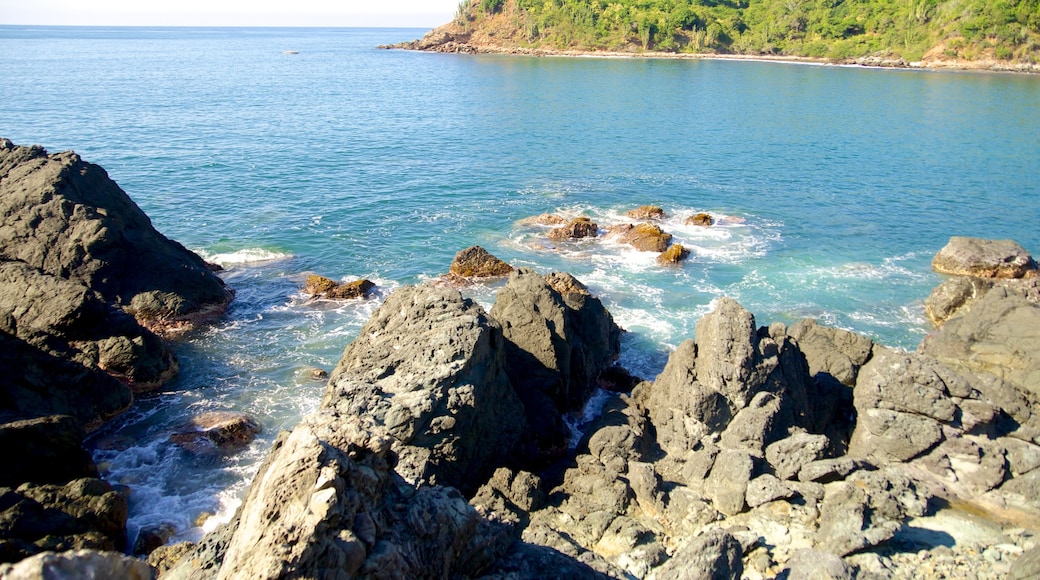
[0,0,460,27]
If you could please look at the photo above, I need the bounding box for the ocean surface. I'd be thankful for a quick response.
[2,25,1039,548]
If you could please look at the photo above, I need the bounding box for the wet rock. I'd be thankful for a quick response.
[653,528,743,580]
[607,223,672,252]
[685,213,714,227]
[168,412,262,456]
[0,549,155,580]
[931,237,1037,279]
[597,365,641,393]
[491,268,621,457]
[657,244,690,265]
[323,284,529,494]
[0,478,129,562]
[133,522,177,556]
[304,275,376,299]
[626,205,666,220]
[448,245,514,279]
[549,217,599,240]
[0,140,232,332]
[544,271,591,296]
[0,416,97,487]
[517,213,568,226]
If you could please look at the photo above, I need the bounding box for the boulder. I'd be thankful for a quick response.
[0,478,128,563]
[607,223,672,252]
[448,245,513,279]
[787,318,874,388]
[704,449,755,516]
[765,432,830,481]
[491,268,620,456]
[0,549,155,580]
[168,412,262,456]
[931,237,1037,279]
[657,244,690,265]
[919,287,1040,396]
[0,140,233,332]
[785,549,853,580]
[304,275,375,300]
[549,217,599,241]
[517,213,568,226]
[653,528,743,580]
[0,416,97,487]
[323,284,528,494]
[685,213,714,227]
[626,206,666,220]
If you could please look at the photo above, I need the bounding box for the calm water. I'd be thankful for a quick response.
[3,26,1039,546]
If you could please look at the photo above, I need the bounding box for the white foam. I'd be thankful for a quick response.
[202,248,292,267]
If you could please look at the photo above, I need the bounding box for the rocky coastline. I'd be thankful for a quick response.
[2,141,1039,579]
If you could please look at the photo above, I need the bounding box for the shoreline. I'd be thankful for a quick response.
[384,40,1040,75]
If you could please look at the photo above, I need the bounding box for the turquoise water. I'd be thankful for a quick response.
[3,26,1040,545]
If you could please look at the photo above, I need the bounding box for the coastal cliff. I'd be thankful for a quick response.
[385,0,1040,73]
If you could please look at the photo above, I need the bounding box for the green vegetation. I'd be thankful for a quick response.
[457,0,1040,62]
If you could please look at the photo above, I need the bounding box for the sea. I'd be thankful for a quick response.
[2,25,1039,548]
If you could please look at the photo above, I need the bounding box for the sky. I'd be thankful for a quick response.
[0,0,460,28]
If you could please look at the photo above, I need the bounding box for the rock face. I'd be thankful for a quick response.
[448,245,514,279]
[0,139,233,331]
[491,268,621,456]
[932,236,1038,279]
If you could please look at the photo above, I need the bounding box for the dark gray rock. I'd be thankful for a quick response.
[323,284,528,494]
[0,416,97,487]
[653,528,743,580]
[788,318,874,387]
[705,449,755,516]
[931,237,1038,279]
[745,474,795,508]
[491,268,620,457]
[0,140,232,332]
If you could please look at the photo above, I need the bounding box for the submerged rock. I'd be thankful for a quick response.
[548,217,599,240]
[607,223,672,252]
[168,412,263,456]
[304,275,375,300]
[626,205,666,220]
[517,213,568,226]
[657,243,690,265]
[685,212,714,227]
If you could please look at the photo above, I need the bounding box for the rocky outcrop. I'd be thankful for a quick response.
[448,245,514,279]
[168,412,263,457]
[0,549,154,580]
[685,213,714,226]
[0,139,232,332]
[656,244,689,265]
[607,223,672,252]
[491,268,621,456]
[303,275,375,300]
[549,217,599,241]
[626,206,665,221]
[932,237,1038,279]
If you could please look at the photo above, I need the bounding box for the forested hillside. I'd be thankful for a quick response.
[450,0,1040,64]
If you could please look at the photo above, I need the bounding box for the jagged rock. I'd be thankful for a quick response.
[544,271,591,296]
[165,416,511,579]
[0,416,97,487]
[797,457,866,484]
[785,548,853,580]
[854,349,958,422]
[719,391,785,453]
[925,276,993,326]
[549,217,599,240]
[765,432,830,481]
[168,412,262,456]
[148,542,194,575]
[517,213,568,226]
[931,237,1037,279]
[685,213,714,227]
[919,287,1040,396]
[448,246,514,279]
[597,366,641,392]
[652,528,743,580]
[745,474,795,508]
[918,435,1007,493]
[788,318,874,388]
[304,275,375,299]
[0,478,128,562]
[626,206,666,220]
[815,467,930,557]
[0,140,232,332]
[705,449,754,516]
[471,467,546,524]
[322,284,528,494]
[657,244,690,265]
[607,223,672,252]
[491,268,620,457]
[0,549,155,580]
[133,522,177,556]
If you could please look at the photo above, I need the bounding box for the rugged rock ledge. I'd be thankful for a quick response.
[162,238,1040,579]
[0,140,233,566]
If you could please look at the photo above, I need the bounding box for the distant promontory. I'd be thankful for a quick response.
[384,0,1040,72]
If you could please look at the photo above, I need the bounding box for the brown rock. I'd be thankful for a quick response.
[657,244,690,264]
[608,223,672,252]
[548,217,598,240]
[685,213,715,226]
[168,411,262,455]
[518,213,568,226]
[448,245,514,278]
[303,274,337,296]
[543,271,590,296]
[304,275,375,300]
[932,237,1038,279]
[626,205,666,220]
